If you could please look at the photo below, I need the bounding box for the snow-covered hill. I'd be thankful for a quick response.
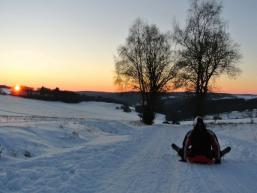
[0,95,140,120]
[0,95,256,193]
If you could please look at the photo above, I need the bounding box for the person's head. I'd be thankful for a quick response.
[193,116,206,131]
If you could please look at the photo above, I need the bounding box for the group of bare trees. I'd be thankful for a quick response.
[115,0,241,124]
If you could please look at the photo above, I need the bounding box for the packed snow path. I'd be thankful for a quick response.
[0,120,257,193]
[95,123,257,193]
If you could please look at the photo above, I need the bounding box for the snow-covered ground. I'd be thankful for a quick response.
[213,94,257,100]
[235,94,257,100]
[0,95,257,193]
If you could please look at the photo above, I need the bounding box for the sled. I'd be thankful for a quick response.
[171,143,231,164]
[187,155,215,164]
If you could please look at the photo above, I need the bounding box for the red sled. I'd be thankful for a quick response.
[187,155,215,164]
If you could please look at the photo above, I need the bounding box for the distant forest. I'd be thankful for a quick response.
[23,87,126,105]
[160,97,257,122]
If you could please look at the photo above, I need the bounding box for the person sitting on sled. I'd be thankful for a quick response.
[172,116,231,164]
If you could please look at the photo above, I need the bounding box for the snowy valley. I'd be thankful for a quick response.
[0,95,256,193]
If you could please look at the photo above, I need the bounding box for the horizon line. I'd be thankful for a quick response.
[2,83,256,96]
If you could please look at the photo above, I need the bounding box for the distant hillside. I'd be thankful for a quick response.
[78,91,141,105]
[78,91,257,106]
[79,91,257,121]
[3,86,256,120]
[0,85,11,89]
[161,94,257,121]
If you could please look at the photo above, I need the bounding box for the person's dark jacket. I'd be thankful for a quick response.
[182,125,221,162]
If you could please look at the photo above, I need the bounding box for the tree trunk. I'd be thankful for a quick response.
[195,93,205,117]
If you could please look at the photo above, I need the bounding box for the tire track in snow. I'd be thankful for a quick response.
[97,126,177,193]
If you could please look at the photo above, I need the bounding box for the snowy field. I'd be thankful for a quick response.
[0,95,257,193]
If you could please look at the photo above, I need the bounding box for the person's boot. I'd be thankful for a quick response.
[220,146,231,157]
[171,144,186,162]
[171,143,181,153]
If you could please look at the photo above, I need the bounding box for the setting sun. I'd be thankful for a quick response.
[14,85,21,92]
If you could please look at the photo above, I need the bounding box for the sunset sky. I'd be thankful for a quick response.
[0,0,256,94]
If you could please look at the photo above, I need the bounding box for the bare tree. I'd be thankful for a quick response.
[115,19,178,124]
[173,0,241,115]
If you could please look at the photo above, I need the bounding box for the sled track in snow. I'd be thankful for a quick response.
[95,124,257,193]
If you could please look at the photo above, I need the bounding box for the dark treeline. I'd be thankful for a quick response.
[161,97,257,122]
[22,87,126,105]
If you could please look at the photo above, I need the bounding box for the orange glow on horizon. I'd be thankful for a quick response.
[1,72,256,94]
[1,81,255,95]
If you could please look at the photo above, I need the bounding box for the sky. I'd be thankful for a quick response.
[0,0,256,94]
